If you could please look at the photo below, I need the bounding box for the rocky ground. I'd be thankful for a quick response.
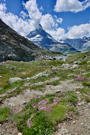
[54,94,90,135]
[0,52,90,135]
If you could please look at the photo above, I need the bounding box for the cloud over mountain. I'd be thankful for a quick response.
[54,0,90,13]
[0,0,90,41]
[65,23,90,39]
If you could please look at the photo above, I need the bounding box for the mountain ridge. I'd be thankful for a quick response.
[27,24,78,54]
[63,36,90,51]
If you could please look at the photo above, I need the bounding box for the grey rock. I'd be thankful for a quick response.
[9,77,22,84]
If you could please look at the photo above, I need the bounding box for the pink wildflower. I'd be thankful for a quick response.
[38,99,48,105]
[48,101,58,108]
[74,77,84,81]
[38,106,51,111]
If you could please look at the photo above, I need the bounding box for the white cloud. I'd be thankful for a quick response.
[20,11,29,19]
[65,23,90,39]
[41,14,63,30]
[24,0,42,28]
[55,0,90,13]
[0,3,35,36]
[43,22,90,40]
[0,1,64,40]
[40,14,64,40]
[0,1,90,41]
[0,3,6,11]
[47,28,65,40]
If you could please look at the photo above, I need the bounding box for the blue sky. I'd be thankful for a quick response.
[0,0,90,40]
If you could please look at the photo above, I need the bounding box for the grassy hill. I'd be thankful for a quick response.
[0,51,90,135]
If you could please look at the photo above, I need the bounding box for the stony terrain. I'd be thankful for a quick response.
[0,51,90,135]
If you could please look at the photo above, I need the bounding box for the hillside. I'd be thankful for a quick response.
[0,51,90,135]
[0,19,50,62]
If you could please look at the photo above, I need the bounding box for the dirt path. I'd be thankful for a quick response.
[54,93,90,135]
[54,103,90,135]
[0,121,19,135]
[45,80,83,93]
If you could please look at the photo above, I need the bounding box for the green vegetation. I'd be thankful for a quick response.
[30,84,45,90]
[62,91,78,105]
[23,112,54,135]
[46,79,60,86]
[0,60,63,89]
[84,96,90,103]
[1,50,90,135]
[79,88,90,94]
[83,81,90,87]
[16,92,78,135]
[0,107,10,122]
[47,103,69,123]
[0,81,23,94]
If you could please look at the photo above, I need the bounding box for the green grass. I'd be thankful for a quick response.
[79,88,90,94]
[29,76,51,83]
[83,81,90,87]
[30,84,45,90]
[18,111,54,135]
[0,60,63,90]
[62,91,78,105]
[0,107,10,122]
[84,96,90,103]
[1,52,90,134]
[46,79,60,86]
[47,103,68,123]
[0,81,23,94]
[16,93,78,135]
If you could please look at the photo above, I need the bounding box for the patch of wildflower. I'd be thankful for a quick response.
[33,97,60,111]
[74,77,85,81]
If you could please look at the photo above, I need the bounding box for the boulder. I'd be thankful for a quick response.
[9,77,22,84]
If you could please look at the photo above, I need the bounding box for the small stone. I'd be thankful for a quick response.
[78,101,85,106]
[76,91,80,94]
[26,77,30,80]
[18,133,22,135]
[51,66,58,71]
[72,64,78,69]
[72,121,76,124]
[23,100,26,104]
[81,123,84,125]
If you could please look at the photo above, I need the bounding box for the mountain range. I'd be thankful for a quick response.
[0,19,90,62]
[64,37,90,52]
[27,24,90,53]
[27,24,78,54]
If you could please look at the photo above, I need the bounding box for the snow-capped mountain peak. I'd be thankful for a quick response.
[27,24,78,54]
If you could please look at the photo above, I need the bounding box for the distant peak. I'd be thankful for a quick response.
[37,24,43,30]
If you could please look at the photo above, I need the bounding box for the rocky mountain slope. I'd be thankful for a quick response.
[0,19,44,62]
[64,36,90,51]
[27,24,78,54]
[50,42,78,54]
[0,51,90,135]
[27,24,57,49]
